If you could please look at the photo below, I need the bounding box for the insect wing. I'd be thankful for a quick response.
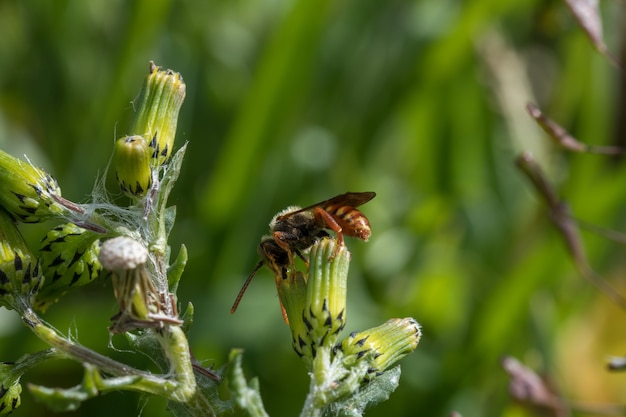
[280,192,376,218]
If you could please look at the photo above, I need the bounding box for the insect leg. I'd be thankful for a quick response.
[314,207,344,257]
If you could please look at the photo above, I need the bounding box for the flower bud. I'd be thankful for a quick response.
[276,271,310,360]
[338,318,421,381]
[99,236,179,333]
[130,61,186,167]
[304,238,349,345]
[99,237,149,323]
[0,149,68,223]
[0,363,22,416]
[278,238,349,366]
[113,135,153,198]
[99,236,148,273]
[35,223,102,311]
[0,208,43,312]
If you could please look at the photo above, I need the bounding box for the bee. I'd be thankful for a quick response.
[230,192,376,318]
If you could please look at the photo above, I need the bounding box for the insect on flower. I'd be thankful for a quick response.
[231,191,376,317]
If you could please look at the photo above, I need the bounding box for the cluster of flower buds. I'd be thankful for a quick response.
[113,62,186,199]
[0,61,186,317]
[0,61,199,415]
[35,223,103,311]
[0,145,110,312]
[278,237,420,383]
[0,209,42,312]
[0,149,70,223]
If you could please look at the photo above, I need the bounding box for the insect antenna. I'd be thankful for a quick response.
[230,260,264,314]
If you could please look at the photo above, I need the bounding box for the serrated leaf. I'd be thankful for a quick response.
[226,349,269,417]
[327,366,401,417]
[167,362,229,417]
[28,384,89,412]
[180,301,194,333]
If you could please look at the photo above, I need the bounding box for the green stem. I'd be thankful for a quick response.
[300,387,324,417]
[8,348,62,376]
[300,346,373,417]
[156,326,196,402]
[21,307,198,402]
[169,389,217,417]
[300,346,332,417]
[21,307,147,378]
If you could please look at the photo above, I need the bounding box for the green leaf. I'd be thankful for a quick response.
[226,349,269,417]
[327,366,401,417]
[28,383,90,412]
[168,244,188,292]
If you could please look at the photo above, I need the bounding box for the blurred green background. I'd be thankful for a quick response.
[1,0,625,416]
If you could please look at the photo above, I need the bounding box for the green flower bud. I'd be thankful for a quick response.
[0,363,22,416]
[278,238,349,366]
[0,149,69,223]
[130,61,186,167]
[338,318,421,381]
[113,135,153,198]
[0,208,43,312]
[35,223,102,312]
[276,271,310,360]
[304,238,349,345]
